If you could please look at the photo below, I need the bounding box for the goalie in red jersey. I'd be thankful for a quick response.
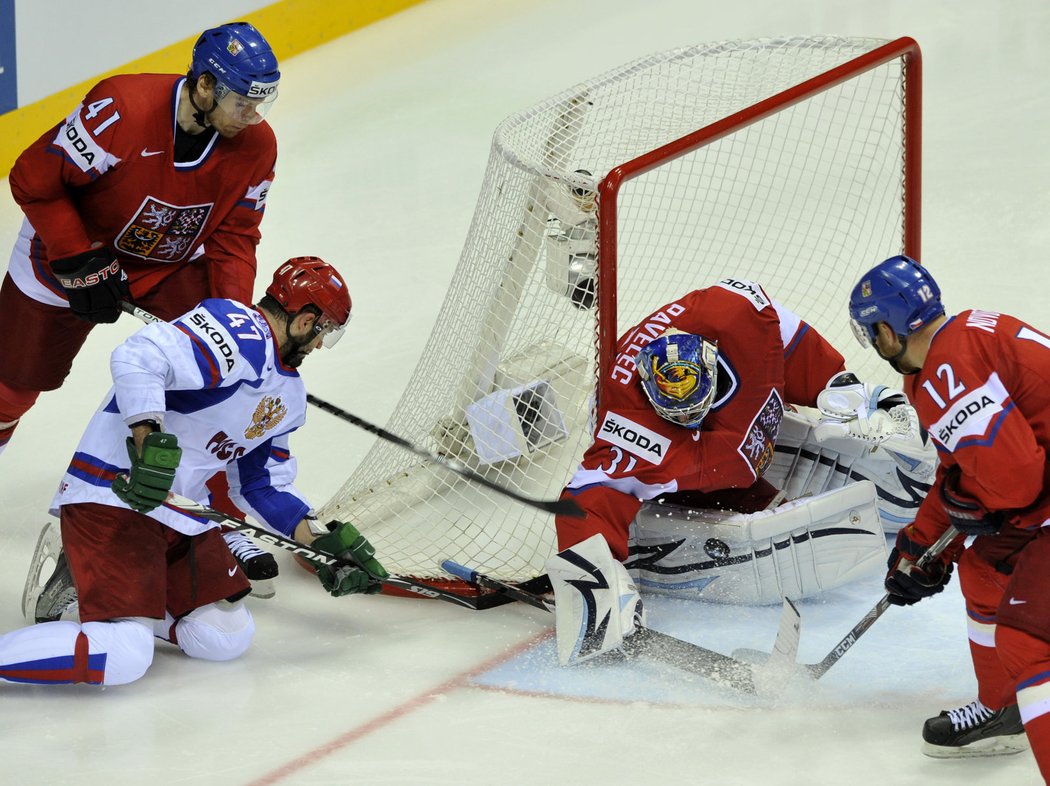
[0,21,280,456]
[546,277,931,667]
[850,255,1050,773]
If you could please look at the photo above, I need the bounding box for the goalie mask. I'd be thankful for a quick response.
[636,331,718,429]
[266,257,352,347]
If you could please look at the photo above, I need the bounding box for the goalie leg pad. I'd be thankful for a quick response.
[626,481,888,605]
[546,534,645,666]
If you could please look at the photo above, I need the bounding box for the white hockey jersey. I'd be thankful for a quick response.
[52,298,312,537]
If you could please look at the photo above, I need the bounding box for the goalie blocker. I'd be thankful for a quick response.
[766,408,936,533]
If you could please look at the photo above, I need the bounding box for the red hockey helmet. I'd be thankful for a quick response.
[266,257,352,347]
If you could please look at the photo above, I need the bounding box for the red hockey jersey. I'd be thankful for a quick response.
[905,310,1050,544]
[8,74,277,307]
[556,278,847,558]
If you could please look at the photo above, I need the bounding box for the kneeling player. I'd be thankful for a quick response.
[547,279,933,664]
[2,257,387,687]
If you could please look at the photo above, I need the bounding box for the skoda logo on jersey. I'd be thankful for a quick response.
[598,412,671,465]
[716,278,770,309]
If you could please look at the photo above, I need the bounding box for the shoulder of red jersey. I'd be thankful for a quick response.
[708,277,774,310]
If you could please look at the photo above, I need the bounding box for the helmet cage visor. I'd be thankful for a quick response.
[849,317,876,348]
[638,335,719,429]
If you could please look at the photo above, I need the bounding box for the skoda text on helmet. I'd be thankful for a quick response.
[848,255,945,348]
[190,22,280,124]
[636,331,719,429]
[266,257,352,347]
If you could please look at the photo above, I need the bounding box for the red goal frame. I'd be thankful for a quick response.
[594,36,922,407]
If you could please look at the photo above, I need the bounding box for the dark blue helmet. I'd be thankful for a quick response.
[848,255,944,346]
[190,22,279,99]
[636,331,718,429]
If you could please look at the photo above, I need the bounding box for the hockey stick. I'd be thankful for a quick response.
[800,525,960,678]
[120,302,584,519]
[159,491,517,610]
[441,559,802,696]
[734,525,960,679]
[303,395,583,519]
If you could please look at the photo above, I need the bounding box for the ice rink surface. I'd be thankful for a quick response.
[1,0,1049,783]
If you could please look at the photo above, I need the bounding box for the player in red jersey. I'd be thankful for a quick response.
[554,277,849,560]
[545,277,907,665]
[0,22,280,456]
[850,255,1049,770]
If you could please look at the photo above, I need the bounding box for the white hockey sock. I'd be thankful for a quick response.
[0,618,154,686]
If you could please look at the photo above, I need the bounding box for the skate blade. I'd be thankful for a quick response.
[21,521,62,621]
[922,733,1030,759]
[249,579,276,600]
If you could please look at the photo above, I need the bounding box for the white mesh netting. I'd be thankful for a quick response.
[318,36,918,582]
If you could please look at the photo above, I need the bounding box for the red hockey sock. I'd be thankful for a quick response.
[0,380,40,452]
[967,608,1015,709]
[996,624,1050,781]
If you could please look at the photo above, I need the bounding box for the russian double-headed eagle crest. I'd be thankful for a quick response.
[245,395,287,440]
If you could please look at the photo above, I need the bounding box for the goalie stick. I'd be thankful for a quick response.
[441,559,802,696]
[120,301,583,520]
[733,525,960,679]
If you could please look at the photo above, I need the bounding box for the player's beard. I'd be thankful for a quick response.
[280,333,314,369]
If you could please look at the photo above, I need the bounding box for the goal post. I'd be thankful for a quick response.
[317,35,922,586]
[595,36,921,396]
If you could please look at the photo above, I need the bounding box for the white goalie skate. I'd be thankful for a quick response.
[22,520,78,623]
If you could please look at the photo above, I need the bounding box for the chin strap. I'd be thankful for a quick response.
[883,333,920,375]
[187,84,216,130]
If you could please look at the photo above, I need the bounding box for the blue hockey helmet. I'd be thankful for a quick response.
[636,331,719,429]
[848,255,944,347]
[190,22,280,117]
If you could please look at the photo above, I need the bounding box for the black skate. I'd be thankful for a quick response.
[22,521,79,623]
[922,699,1029,758]
[223,530,279,599]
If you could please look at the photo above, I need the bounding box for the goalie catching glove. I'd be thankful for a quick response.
[817,372,906,422]
[310,521,388,597]
[111,432,182,513]
[884,525,957,606]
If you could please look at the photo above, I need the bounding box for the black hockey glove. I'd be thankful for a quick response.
[884,525,954,606]
[939,464,1004,537]
[50,248,130,323]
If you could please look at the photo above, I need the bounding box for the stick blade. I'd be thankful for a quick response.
[547,496,585,518]
[751,598,803,696]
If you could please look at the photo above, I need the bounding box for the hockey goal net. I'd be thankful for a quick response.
[318,36,921,585]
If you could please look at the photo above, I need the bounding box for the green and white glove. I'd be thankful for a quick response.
[111,432,182,513]
[312,521,389,597]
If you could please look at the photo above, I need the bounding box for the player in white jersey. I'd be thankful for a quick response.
[0,256,387,687]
